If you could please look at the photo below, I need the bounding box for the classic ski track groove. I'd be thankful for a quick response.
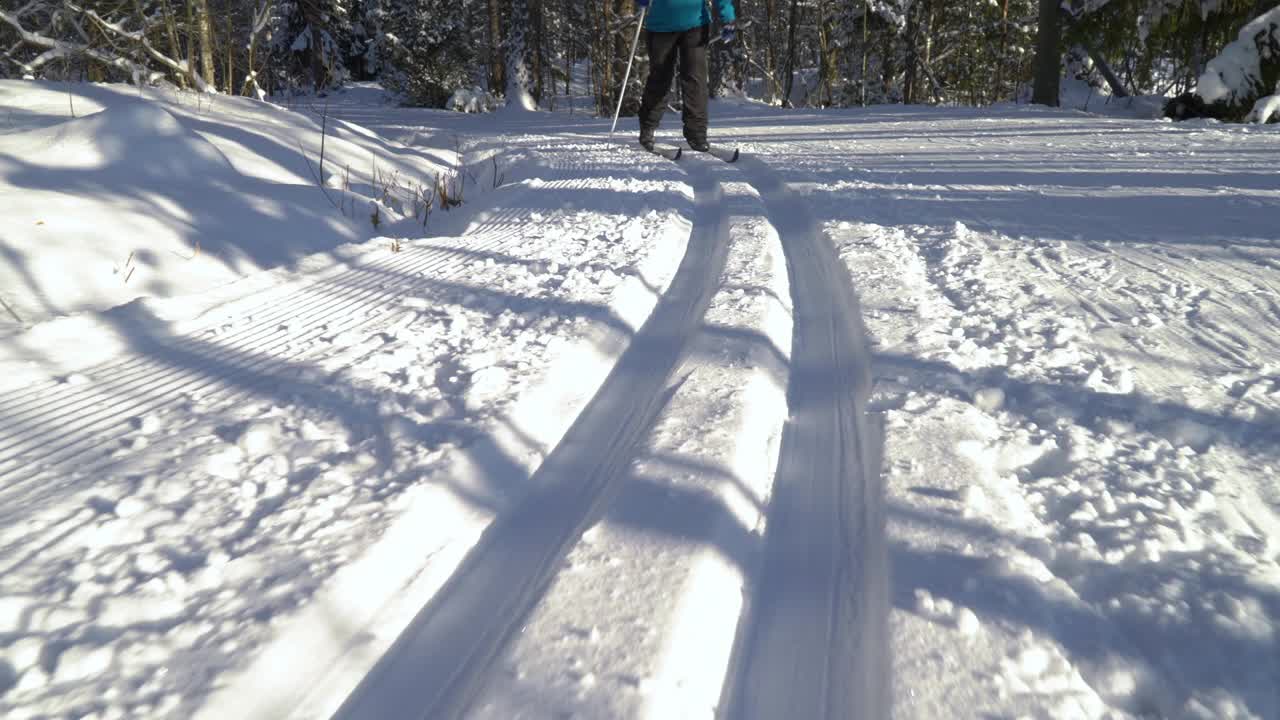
[720,156,889,720]
[456,153,792,720]
[331,168,731,720]
[0,176,585,509]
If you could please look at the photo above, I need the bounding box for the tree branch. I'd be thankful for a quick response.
[2,3,210,90]
[1,8,136,76]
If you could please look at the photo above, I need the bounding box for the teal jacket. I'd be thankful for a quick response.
[644,0,735,33]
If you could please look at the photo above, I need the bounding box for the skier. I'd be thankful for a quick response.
[635,0,736,153]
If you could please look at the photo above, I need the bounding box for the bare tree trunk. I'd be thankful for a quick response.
[996,0,1009,100]
[782,0,800,107]
[600,0,614,113]
[194,0,216,89]
[816,0,835,105]
[225,11,234,93]
[923,0,939,102]
[590,7,602,112]
[530,0,544,104]
[764,0,778,102]
[612,0,629,109]
[564,0,573,97]
[488,0,506,92]
[880,21,895,101]
[903,1,918,104]
[310,25,325,90]
[157,0,186,88]
[1032,0,1060,106]
[186,0,198,85]
[860,0,869,106]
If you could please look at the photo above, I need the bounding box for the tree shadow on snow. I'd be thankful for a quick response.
[888,502,1280,718]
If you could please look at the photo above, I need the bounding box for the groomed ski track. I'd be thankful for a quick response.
[0,103,888,715]
[332,165,734,718]
[7,84,1280,720]
[332,146,888,717]
[720,157,889,720]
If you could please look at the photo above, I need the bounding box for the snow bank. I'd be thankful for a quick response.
[0,99,355,328]
[1194,8,1280,121]
[0,81,452,332]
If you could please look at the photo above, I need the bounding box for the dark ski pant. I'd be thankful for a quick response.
[639,24,710,144]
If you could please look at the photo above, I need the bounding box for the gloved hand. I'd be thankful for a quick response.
[636,0,649,8]
[721,22,736,43]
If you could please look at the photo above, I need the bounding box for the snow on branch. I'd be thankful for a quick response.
[1,1,209,91]
[66,1,211,91]
[1,7,136,77]
[1165,7,1280,123]
[1197,8,1280,104]
[1195,7,1280,122]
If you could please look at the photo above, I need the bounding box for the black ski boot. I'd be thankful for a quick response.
[639,125,656,152]
[685,135,710,153]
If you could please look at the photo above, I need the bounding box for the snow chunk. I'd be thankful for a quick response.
[3,638,44,674]
[1182,689,1261,719]
[52,644,114,683]
[913,588,959,623]
[998,640,1108,716]
[207,446,245,479]
[1011,644,1052,678]
[962,485,989,518]
[465,366,512,411]
[955,607,981,636]
[914,588,936,616]
[0,596,34,634]
[972,387,1006,412]
[98,594,186,627]
[114,496,148,519]
[238,419,283,457]
[14,666,50,694]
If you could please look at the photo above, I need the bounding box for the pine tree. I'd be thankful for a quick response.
[382,0,475,105]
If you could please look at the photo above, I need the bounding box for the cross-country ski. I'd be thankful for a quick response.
[700,145,740,163]
[642,142,684,161]
[3,3,1280,720]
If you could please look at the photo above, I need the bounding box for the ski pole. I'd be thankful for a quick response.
[610,6,647,140]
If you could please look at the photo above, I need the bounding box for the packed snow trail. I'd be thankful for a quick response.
[331,167,731,719]
[719,157,889,720]
[0,86,699,720]
[6,81,1279,720]
[464,161,794,719]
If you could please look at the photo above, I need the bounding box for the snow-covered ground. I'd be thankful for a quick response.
[1,81,1278,720]
[794,105,1280,718]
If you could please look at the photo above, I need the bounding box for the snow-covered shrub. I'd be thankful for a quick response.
[1183,7,1280,121]
[446,87,500,113]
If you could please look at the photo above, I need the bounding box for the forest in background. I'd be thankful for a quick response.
[2,0,1278,117]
